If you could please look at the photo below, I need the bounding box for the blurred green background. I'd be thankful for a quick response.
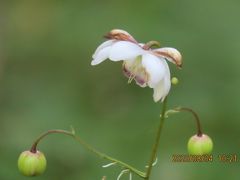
[1,0,239,179]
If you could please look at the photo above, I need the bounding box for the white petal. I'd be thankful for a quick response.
[91,46,111,65]
[162,68,171,100]
[109,41,144,61]
[141,54,168,88]
[153,69,171,102]
[92,40,115,59]
[153,79,165,102]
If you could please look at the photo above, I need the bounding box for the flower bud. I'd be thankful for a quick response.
[171,77,179,85]
[18,150,47,176]
[187,134,213,155]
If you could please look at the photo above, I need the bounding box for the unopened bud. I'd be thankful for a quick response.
[187,134,213,155]
[18,150,47,176]
[171,77,179,85]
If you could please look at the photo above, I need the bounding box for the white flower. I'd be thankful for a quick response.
[91,29,182,102]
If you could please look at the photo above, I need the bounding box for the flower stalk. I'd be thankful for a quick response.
[30,129,146,178]
[29,97,169,180]
[145,97,168,179]
[174,107,203,136]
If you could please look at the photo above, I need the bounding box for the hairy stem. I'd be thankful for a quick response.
[145,97,168,179]
[30,129,146,178]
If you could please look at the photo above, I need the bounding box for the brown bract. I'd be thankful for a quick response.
[104,29,138,44]
[152,48,183,68]
[104,29,182,68]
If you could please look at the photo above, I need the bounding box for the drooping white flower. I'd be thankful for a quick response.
[91,29,182,102]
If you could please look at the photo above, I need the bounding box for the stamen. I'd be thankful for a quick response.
[127,59,141,84]
[117,169,129,180]
[128,74,136,84]
[102,162,117,168]
[129,172,132,180]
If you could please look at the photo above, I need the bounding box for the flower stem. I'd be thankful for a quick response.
[175,107,203,136]
[145,97,168,180]
[143,41,160,50]
[30,129,146,178]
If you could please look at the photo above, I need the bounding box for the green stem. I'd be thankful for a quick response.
[145,97,168,180]
[175,107,203,136]
[30,129,146,178]
[143,41,160,50]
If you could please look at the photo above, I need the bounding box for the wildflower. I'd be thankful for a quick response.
[91,29,182,102]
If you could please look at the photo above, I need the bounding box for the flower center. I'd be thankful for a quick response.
[127,56,141,83]
[122,56,149,87]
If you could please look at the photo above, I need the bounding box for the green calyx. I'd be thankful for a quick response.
[18,150,47,177]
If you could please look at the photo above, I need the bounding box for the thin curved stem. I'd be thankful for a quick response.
[175,107,203,136]
[30,129,146,178]
[145,97,168,180]
[30,130,73,153]
[143,41,160,50]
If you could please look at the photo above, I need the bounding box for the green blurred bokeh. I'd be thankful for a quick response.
[1,0,239,179]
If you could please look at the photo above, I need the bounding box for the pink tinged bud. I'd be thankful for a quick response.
[18,150,47,177]
[187,134,213,155]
